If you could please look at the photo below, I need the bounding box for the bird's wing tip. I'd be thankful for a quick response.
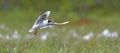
[28,28,34,32]
[63,21,69,24]
[46,10,50,12]
[45,11,51,15]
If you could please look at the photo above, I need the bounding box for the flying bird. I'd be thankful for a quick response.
[28,11,69,36]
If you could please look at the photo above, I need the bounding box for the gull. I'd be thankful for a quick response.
[28,11,69,36]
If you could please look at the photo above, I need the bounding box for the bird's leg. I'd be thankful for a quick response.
[34,29,38,36]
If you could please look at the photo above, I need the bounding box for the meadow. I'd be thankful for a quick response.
[0,9,120,53]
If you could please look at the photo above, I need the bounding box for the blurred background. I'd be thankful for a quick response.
[0,0,120,30]
[0,0,120,53]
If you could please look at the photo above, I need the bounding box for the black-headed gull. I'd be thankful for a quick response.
[29,11,69,36]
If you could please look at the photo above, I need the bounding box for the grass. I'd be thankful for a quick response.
[0,9,120,53]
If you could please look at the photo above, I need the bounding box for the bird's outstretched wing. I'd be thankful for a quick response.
[34,11,50,25]
[48,21,69,25]
[28,11,50,32]
[54,21,69,25]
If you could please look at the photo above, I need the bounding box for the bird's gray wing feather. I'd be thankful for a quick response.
[34,11,50,25]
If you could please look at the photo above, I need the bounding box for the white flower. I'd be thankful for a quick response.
[12,30,20,39]
[0,33,3,38]
[6,35,10,40]
[69,30,79,38]
[26,34,34,39]
[110,32,119,38]
[98,29,119,38]
[103,29,110,35]
[83,32,94,41]
[0,24,8,31]
[40,32,49,41]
